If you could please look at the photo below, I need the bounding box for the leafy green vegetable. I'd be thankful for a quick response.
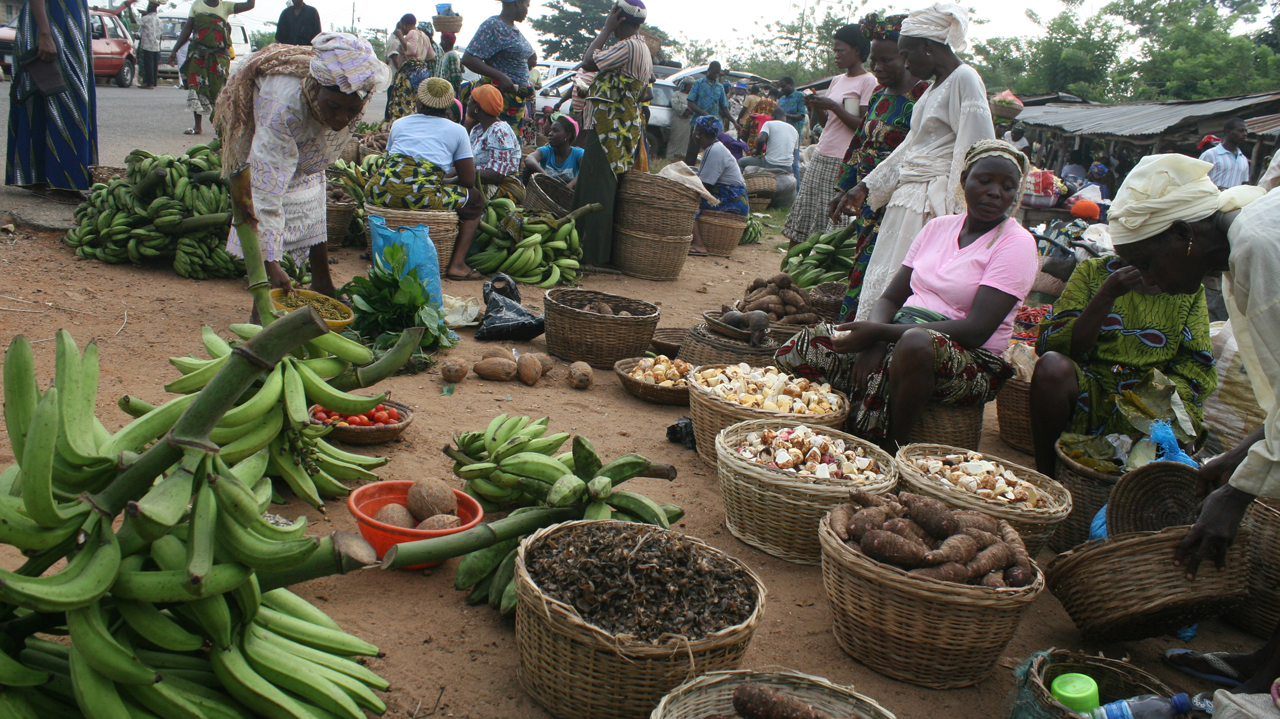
[1059,432,1124,475]
[341,243,455,352]
[1113,369,1195,444]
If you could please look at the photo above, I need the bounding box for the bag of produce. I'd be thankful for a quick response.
[369,214,443,305]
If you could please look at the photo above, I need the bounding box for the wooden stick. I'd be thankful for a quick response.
[0,307,46,314]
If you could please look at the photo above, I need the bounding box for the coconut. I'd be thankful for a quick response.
[406,478,457,521]
[373,503,416,529]
[416,514,462,531]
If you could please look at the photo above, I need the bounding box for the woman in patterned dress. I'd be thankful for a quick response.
[385,14,435,122]
[170,0,255,135]
[466,84,525,203]
[1029,256,1217,475]
[461,0,535,133]
[828,13,929,322]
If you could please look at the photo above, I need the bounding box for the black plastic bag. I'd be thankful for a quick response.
[483,273,522,307]
[475,292,544,341]
[667,417,696,451]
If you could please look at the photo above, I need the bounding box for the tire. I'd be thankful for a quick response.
[646,129,665,159]
[114,57,134,88]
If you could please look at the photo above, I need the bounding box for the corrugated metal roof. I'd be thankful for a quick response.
[1018,92,1280,139]
[1247,112,1280,137]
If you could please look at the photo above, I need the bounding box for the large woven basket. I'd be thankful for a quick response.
[907,402,986,450]
[326,201,356,247]
[743,172,777,197]
[525,174,572,216]
[677,324,780,369]
[432,14,462,32]
[996,377,1034,453]
[1105,462,1200,535]
[339,135,362,163]
[698,211,748,258]
[543,288,660,368]
[614,358,689,406]
[1013,650,1174,719]
[748,197,771,213]
[819,516,1044,689]
[651,328,686,357]
[366,208,458,279]
[809,282,846,323]
[717,419,897,564]
[704,310,803,342]
[515,521,766,719]
[651,669,896,719]
[687,364,849,465]
[613,227,692,281]
[616,172,702,237]
[895,444,1071,556]
[1229,498,1280,638]
[1046,526,1250,642]
[1050,440,1121,552]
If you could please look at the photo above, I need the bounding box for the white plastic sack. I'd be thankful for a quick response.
[1003,342,1038,382]
[1212,690,1280,719]
[657,162,718,204]
[1203,321,1268,455]
[441,295,482,328]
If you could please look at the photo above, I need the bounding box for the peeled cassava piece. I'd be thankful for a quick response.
[441,360,470,384]
[568,362,593,389]
[732,682,833,719]
[516,354,542,386]
[474,357,519,381]
[407,478,457,521]
[417,514,462,531]
[374,503,417,529]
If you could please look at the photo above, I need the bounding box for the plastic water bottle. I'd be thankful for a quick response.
[1088,693,1193,718]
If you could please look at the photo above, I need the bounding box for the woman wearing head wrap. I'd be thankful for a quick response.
[524,115,584,188]
[385,14,437,122]
[834,2,995,322]
[462,0,535,134]
[169,0,257,136]
[365,77,486,280]
[826,13,929,322]
[1090,155,1280,691]
[466,84,525,203]
[741,90,779,152]
[214,34,388,296]
[775,140,1037,450]
[687,116,749,255]
[436,32,465,96]
[781,22,877,245]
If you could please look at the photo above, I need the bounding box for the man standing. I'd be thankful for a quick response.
[776,75,807,133]
[136,0,161,88]
[275,0,320,46]
[1199,117,1251,189]
[1002,123,1030,152]
[683,60,733,165]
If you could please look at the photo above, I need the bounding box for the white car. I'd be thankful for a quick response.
[647,66,773,157]
[154,14,251,79]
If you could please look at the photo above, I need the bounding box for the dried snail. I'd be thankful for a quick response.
[693,364,842,415]
[912,451,1046,509]
[734,425,889,485]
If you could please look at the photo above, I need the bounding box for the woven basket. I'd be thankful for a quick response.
[991,101,1023,120]
[808,282,846,323]
[543,288,660,368]
[687,364,849,466]
[615,358,689,406]
[1046,526,1250,642]
[1229,498,1280,638]
[525,174,573,216]
[702,310,752,342]
[515,521,766,719]
[326,201,356,247]
[907,402,986,450]
[996,377,1033,453]
[339,135,362,163]
[613,227,692,282]
[311,399,413,446]
[744,172,777,197]
[819,517,1044,689]
[650,328,686,357]
[616,172,702,237]
[677,324,781,370]
[89,165,128,184]
[748,197,771,213]
[895,444,1071,556]
[1049,441,1121,552]
[651,669,897,719]
[717,419,897,564]
[1015,650,1174,719]
[698,211,748,258]
[432,14,462,32]
[1105,462,1200,535]
[366,208,458,279]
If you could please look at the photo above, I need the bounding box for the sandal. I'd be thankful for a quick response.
[446,269,483,281]
[183,128,202,135]
[1164,648,1245,688]
[688,249,709,257]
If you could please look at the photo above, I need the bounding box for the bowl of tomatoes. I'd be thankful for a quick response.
[310,398,414,445]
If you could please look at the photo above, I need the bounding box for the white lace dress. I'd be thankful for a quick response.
[854,64,994,321]
[226,75,353,263]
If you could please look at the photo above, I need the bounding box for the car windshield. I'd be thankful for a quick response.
[651,84,673,108]
[161,17,184,38]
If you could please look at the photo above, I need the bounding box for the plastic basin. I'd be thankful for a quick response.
[347,482,482,570]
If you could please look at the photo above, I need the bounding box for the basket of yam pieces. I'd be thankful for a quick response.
[544,288,661,368]
[725,273,824,339]
[614,355,692,405]
[652,669,896,719]
[820,489,1044,689]
[715,419,897,564]
[688,364,848,465]
[897,445,1072,555]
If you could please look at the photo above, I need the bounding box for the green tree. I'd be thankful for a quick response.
[335,25,388,62]
[529,0,671,62]
[973,8,1134,101]
[250,29,276,50]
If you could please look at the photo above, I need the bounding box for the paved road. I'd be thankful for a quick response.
[0,79,388,170]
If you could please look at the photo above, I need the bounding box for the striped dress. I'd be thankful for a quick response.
[5,0,98,191]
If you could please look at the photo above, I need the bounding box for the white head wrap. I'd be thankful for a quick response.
[310,32,391,95]
[1108,155,1223,245]
[901,3,969,53]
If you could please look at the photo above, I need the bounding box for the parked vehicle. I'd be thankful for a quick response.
[647,65,773,157]
[155,14,250,79]
[0,16,15,77]
[1,11,140,86]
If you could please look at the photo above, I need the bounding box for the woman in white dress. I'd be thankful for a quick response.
[833,3,994,321]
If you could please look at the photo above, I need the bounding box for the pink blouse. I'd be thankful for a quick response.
[901,214,1038,353]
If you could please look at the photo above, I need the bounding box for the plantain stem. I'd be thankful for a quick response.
[382,507,581,570]
[256,532,377,592]
[328,327,425,391]
[229,170,278,326]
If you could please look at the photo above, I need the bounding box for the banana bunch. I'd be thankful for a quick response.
[0,328,390,719]
[466,198,586,288]
[65,144,242,279]
[330,154,386,246]
[740,215,764,245]
[779,222,860,289]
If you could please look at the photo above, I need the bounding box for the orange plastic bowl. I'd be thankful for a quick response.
[347,482,482,570]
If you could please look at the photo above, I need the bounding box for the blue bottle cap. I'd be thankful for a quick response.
[1170,693,1192,714]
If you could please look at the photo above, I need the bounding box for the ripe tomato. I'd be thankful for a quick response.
[313,411,327,421]
[372,411,389,424]
[375,404,385,413]
[386,408,400,421]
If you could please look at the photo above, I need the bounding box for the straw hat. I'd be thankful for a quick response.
[417,77,455,109]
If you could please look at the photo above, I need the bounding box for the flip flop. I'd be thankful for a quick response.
[688,250,709,257]
[446,270,483,281]
[1164,648,1244,688]
[183,128,202,135]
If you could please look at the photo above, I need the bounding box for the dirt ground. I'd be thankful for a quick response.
[0,203,1263,719]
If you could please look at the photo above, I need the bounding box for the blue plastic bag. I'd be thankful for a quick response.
[369,214,443,307]
[1090,505,1109,540]
[1149,420,1198,468]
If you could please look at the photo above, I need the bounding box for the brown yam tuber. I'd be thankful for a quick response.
[767,313,780,322]
[440,360,470,384]
[779,289,807,309]
[749,277,769,291]
[783,305,799,316]
[780,313,820,325]
[593,301,614,316]
[981,570,1008,589]
[790,285,811,305]
[516,354,542,386]
[883,518,935,547]
[954,510,1000,534]
[965,542,1014,580]
[743,287,773,305]
[828,504,856,542]
[860,530,928,568]
[1004,565,1034,588]
[909,562,970,583]
[848,488,885,508]
[999,520,1035,587]
[732,682,833,719]
[568,362,593,389]
[481,347,517,363]
[766,282,780,295]
[923,533,981,566]
[744,298,774,313]
[766,303,787,318]
[959,527,1001,549]
[473,357,519,381]
[769,273,793,290]
[902,494,960,539]
[847,506,890,541]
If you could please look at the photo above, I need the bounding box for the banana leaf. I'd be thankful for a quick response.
[1059,432,1124,475]
[1113,369,1195,444]
[1125,438,1158,472]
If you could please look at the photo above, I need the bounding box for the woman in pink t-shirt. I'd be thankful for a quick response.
[775,140,1037,450]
